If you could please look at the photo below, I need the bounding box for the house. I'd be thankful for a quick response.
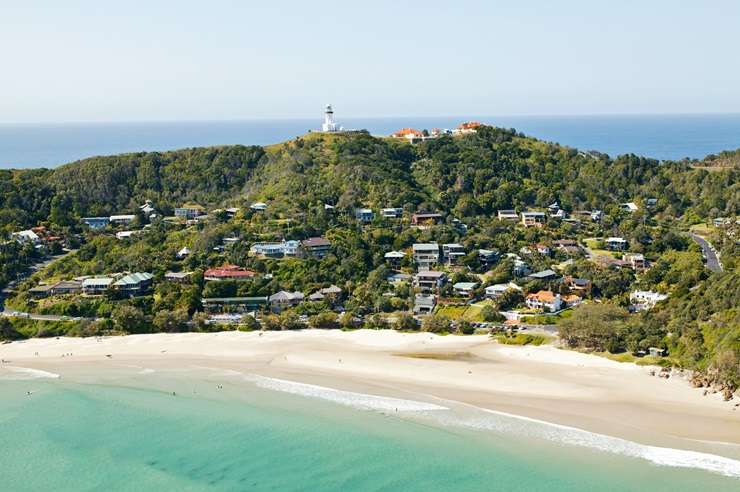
[202,296,269,313]
[82,217,110,230]
[391,128,424,142]
[497,210,519,221]
[526,269,559,281]
[387,272,412,284]
[269,291,304,312]
[648,347,666,357]
[521,211,546,227]
[413,293,436,315]
[300,237,332,258]
[442,243,466,264]
[478,249,498,266]
[82,277,114,295]
[139,200,157,217]
[620,202,639,213]
[591,210,603,222]
[116,231,139,240]
[308,285,341,302]
[622,253,647,270]
[109,215,136,226]
[174,205,205,220]
[505,254,530,277]
[355,208,374,223]
[225,207,240,218]
[630,290,668,311]
[384,250,405,268]
[28,284,54,298]
[412,243,440,270]
[453,282,478,297]
[250,202,268,211]
[414,271,447,291]
[49,280,82,296]
[251,240,300,258]
[533,243,551,256]
[176,247,191,259]
[547,202,560,214]
[646,198,657,208]
[454,121,481,134]
[551,209,567,219]
[113,272,154,296]
[203,264,257,281]
[564,276,592,294]
[552,239,581,255]
[164,271,193,283]
[606,237,628,251]
[411,212,443,226]
[526,291,563,312]
[485,282,522,299]
[380,207,403,219]
[12,230,40,245]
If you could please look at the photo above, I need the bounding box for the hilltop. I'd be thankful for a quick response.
[0,126,737,230]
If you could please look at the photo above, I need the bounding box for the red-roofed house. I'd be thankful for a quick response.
[204,264,257,281]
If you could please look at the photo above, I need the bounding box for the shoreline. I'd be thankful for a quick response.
[2,329,739,462]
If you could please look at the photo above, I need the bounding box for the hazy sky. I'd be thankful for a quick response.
[2,0,739,123]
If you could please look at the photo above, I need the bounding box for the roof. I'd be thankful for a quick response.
[165,271,193,279]
[457,121,482,130]
[412,243,439,251]
[302,237,331,247]
[308,292,325,301]
[453,282,478,290]
[202,296,268,303]
[498,209,517,215]
[387,273,412,282]
[527,290,557,302]
[413,212,442,219]
[607,237,627,242]
[321,285,342,294]
[82,277,114,287]
[269,291,305,302]
[392,128,423,137]
[415,271,446,278]
[204,265,256,278]
[384,251,405,258]
[443,243,464,248]
[528,269,558,279]
[250,202,267,210]
[521,211,546,217]
[113,272,153,287]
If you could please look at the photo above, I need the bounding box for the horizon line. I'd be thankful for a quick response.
[2,111,740,127]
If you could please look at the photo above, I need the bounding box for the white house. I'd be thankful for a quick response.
[380,207,403,218]
[250,202,268,211]
[412,243,440,270]
[12,230,40,244]
[453,282,477,296]
[606,237,628,251]
[485,282,522,299]
[630,290,668,311]
[497,210,519,221]
[620,202,639,213]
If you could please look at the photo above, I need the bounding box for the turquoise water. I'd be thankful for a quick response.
[2,113,740,168]
[1,371,738,491]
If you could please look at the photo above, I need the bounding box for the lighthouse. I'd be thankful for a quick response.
[321,104,339,132]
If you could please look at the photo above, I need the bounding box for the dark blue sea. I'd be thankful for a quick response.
[1,113,739,169]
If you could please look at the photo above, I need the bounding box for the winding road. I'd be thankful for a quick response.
[689,233,723,273]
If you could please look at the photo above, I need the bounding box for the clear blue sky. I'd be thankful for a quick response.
[2,0,739,123]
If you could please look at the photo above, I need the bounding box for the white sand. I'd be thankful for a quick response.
[2,329,738,454]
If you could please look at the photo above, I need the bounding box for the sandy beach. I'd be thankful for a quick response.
[2,330,739,459]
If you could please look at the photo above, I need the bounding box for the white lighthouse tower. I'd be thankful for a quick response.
[321,104,339,132]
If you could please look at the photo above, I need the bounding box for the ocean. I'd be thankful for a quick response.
[1,365,738,491]
[1,113,740,169]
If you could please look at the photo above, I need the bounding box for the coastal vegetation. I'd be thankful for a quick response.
[1,126,738,392]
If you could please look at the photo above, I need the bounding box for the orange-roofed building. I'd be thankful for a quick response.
[204,264,257,281]
[391,128,424,140]
[456,121,482,133]
[525,290,563,312]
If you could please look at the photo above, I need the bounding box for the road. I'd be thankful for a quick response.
[689,233,723,273]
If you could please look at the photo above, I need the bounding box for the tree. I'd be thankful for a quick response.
[481,304,504,322]
[422,315,451,333]
[558,304,630,352]
[153,309,189,333]
[112,305,150,334]
[239,314,261,331]
[394,313,419,331]
[0,317,21,341]
[457,320,475,335]
[308,311,339,329]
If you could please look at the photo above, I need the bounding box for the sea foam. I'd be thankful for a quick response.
[437,405,740,479]
[0,366,61,380]
[240,373,740,479]
[244,374,448,412]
